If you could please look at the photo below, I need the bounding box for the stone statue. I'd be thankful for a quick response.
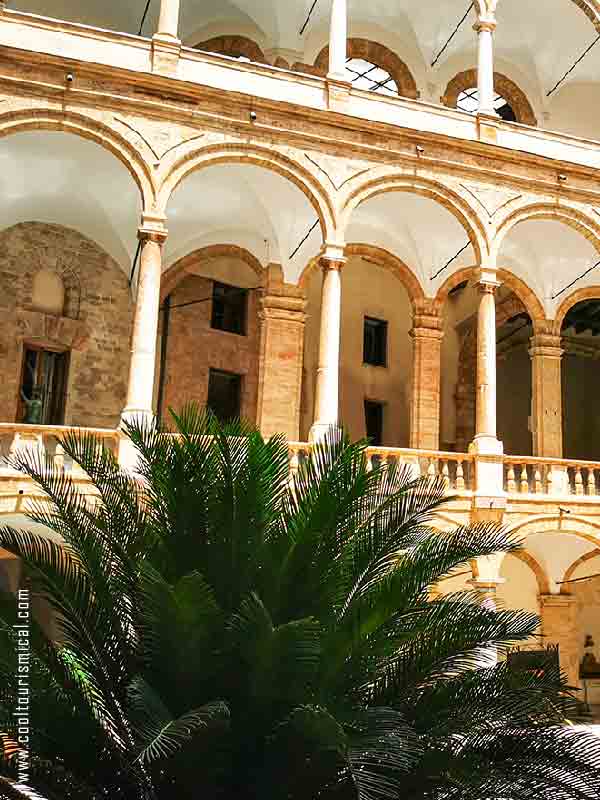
[581,634,600,678]
[21,385,44,425]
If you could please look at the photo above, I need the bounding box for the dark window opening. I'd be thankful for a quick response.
[364,400,384,446]
[18,346,70,425]
[211,282,248,335]
[363,317,388,367]
[207,369,242,423]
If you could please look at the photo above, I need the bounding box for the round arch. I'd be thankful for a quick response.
[442,70,537,126]
[158,144,336,244]
[298,243,425,310]
[161,244,264,300]
[314,39,418,99]
[340,174,488,266]
[510,550,552,595]
[507,515,600,548]
[561,548,600,593]
[0,109,155,212]
[554,285,600,333]
[195,35,266,63]
[492,202,600,264]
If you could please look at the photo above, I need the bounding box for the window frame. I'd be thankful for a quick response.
[363,316,388,368]
[207,368,243,423]
[210,280,248,336]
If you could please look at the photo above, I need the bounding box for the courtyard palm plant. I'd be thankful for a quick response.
[0,406,599,799]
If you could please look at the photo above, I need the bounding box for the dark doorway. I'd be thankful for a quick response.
[207,369,242,423]
[364,399,384,446]
[18,346,70,425]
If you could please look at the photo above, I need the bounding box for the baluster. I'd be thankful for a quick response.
[427,458,436,479]
[441,460,450,490]
[53,442,65,473]
[587,468,596,496]
[575,467,584,496]
[289,448,299,485]
[520,464,529,493]
[379,453,388,471]
[507,464,516,493]
[365,451,374,472]
[534,467,543,494]
[456,460,465,491]
[546,466,553,494]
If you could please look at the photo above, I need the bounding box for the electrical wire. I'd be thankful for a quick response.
[431,3,474,67]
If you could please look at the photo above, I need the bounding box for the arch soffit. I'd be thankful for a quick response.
[442,70,537,126]
[561,548,600,593]
[508,550,551,595]
[491,202,600,263]
[554,285,600,334]
[314,39,418,99]
[0,109,155,212]
[340,173,488,265]
[161,244,264,300]
[157,144,336,242]
[298,243,425,308]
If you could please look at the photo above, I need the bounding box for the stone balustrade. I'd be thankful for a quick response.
[504,456,600,498]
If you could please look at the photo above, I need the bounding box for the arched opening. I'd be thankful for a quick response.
[561,297,600,461]
[301,250,415,445]
[194,35,266,63]
[443,70,537,125]
[313,39,418,99]
[164,160,322,428]
[0,130,141,429]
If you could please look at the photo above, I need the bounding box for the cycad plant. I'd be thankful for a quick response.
[0,407,599,800]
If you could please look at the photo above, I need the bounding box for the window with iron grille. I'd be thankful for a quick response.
[364,400,384,446]
[363,317,388,367]
[211,281,248,335]
[456,88,516,121]
[344,58,398,96]
[207,369,242,423]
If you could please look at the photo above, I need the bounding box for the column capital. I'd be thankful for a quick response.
[138,214,168,244]
[319,255,346,273]
[473,18,497,34]
[529,332,563,360]
[411,300,444,336]
[474,267,500,293]
[468,578,505,595]
[540,593,577,608]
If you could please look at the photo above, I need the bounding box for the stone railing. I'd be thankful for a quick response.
[288,443,474,493]
[503,455,600,498]
[0,423,120,476]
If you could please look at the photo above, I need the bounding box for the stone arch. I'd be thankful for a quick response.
[0,109,155,212]
[554,285,600,334]
[298,244,425,311]
[158,144,336,244]
[195,35,266,63]
[314,39,418,99]
[507,515,600,548]
[161,244,264,300]
[442,70,537,126]
[561,548,600,593]
[492,202,600,264]
[340,174,487,265]
[511,550,552,595]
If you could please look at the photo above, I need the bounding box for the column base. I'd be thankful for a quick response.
[120,407,155,429]
[471,436,505,516]
[152,33,181,76]
[477,112,499,144]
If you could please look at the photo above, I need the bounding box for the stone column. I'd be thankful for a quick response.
[529,330,563,458]
[540,594,580,689]
[328,0,348,80]
[470,577,505,666]
[257,265,307,441]
[474,272,501,450]
[310,251,345,441]
[475,19,497,116]
[152,0,181,75]
[472,270,504,504]
[157,0,180,38]
[121,224,166,425]
[409,302,443,451]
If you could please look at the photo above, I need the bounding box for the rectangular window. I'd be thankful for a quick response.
[363,317,388,367]
[364,399,384,446]
[207,369,242,423]
[211,281,248,335]
[18,346,70,425]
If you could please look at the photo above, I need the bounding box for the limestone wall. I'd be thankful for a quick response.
[0,222,133,429]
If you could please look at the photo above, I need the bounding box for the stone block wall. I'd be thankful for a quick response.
[0,222,133,429]
[161,274,260,423]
